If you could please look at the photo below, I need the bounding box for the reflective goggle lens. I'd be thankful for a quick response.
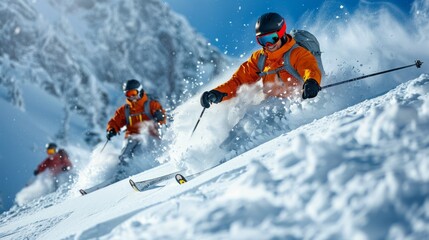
[257,32,280,46]
[47,148,55,154]
[125,89,139,98]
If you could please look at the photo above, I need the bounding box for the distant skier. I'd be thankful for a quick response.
[200,12,323,151]
[34,143,73,178]
[106,79,166,179]
[14,143,73,205]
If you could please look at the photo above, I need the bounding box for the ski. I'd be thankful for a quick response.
[79,177,118,195]
[129,179,141,192]
[129,170,182,192]
[174,160,226,185]
[174,170,207,185]
[175,173,188,184]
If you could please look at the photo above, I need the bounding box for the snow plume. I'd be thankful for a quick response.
[160,80,267,173]
[14,172,56,206]
[73,142,121,192]
[412,0,429,37]
[300,0,429,109]
[74,132,162,192]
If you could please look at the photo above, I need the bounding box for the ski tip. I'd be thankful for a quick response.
[175,174,187,185]
[129,179,141,192]
[79,189,87,196]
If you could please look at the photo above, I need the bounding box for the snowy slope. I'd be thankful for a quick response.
[0,74,428,239]
[1,0,429,239]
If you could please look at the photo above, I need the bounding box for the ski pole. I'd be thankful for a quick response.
[191,107,206,137]
[100,139,109,153]
[322,60,423,90]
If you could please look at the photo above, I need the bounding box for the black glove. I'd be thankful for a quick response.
[34,170,39,176]
[106,129,117,141]
[153,110,165,122]
[200,90,227,108]
[302,79,321,99]
[62,166,69,172]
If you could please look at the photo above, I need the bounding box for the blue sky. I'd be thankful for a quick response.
[162,0,413,57]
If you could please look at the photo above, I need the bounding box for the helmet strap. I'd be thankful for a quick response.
[280,35,287,46]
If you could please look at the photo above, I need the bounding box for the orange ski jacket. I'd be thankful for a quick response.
[106,93,166,138]
[215,35,322,99]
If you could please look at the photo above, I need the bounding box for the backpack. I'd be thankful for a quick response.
[257,29,325,81]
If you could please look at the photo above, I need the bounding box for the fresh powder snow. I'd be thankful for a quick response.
[0,0,429,239]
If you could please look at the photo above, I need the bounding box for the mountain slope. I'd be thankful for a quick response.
[0,0,227,136]
[1,74,428,239]
[0,0,228,211]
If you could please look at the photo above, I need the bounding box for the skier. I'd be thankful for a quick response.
[34,143,73,178]
[106,79,166,179]
[200,12,323,152]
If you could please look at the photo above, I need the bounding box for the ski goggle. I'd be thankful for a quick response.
[47,148,56,155]
[256,21,286,47]
[125,89,139,98]
[256,32,281,46]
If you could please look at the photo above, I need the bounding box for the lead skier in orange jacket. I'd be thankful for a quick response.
[199,12,323,152]
[201,12,322,107]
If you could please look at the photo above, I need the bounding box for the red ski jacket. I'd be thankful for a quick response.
[36,149,72,176]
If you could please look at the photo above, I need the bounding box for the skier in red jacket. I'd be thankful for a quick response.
[34,143,73,177]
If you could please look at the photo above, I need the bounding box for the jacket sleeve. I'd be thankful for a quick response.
[106,106,127,132]
[37,158,49,173]
[150,100,166,125]
[290,47,322,84]
[214,51,262,100]
[58,149,72,169]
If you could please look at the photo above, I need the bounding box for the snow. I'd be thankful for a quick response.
[1,74,429,239]
[0,0,429,239]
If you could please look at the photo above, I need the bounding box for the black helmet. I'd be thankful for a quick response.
[255,12,286,37]
[45,142,57,150]
[123,79,144,97]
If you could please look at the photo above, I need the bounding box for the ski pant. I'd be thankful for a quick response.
[220,97,290,153]
[118,137,144,164]
[116,136,160,180]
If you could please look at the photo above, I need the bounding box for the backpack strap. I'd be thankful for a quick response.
[143,95,153,120]
[125,104,131,126]
[257,53,279,77]
[282,44,303,82]
[257,44,304,82]
[256,53,267,75]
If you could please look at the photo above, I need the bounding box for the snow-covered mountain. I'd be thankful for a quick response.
[0,0,227,142]
[0,0,227,211]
